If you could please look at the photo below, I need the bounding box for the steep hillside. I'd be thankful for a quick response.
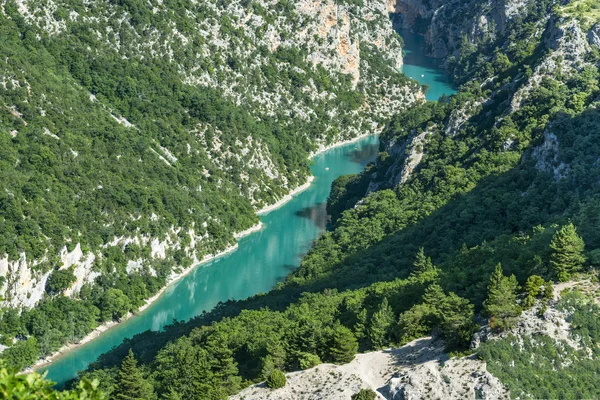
[0,0,421,366]
[2,0,600,398]
[63,0,600,398]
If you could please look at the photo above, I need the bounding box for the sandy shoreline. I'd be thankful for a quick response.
[32,134,374,372]
[32,223,261,372]
[258,133,375,215]
[257,176,315,215]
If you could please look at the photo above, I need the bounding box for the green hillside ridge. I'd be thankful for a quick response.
[37,1,599,398]
[0,0,419,367]
[2,0,600,398]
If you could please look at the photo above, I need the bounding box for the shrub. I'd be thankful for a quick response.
[45,268,76,295]
[266,369,286,389]
[351,388,377,400]
[298,352,321,370]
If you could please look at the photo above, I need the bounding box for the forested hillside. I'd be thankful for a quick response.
[2,0,600,398]
[37,0,599,398]
[0,0,421,368]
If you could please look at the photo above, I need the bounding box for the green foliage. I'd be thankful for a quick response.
[522,275,549,309]
[329,325,358,364]
[410,248,439,283]
[112,350,155,400]
[549,223,586,282]
[481,291,600,399]
[397,284,474,350]
[483,265,521,330]
[46,268,77,295]
[61,4,600,400]
[0,0,412,367]
[297,352,321,370]
[0,360,106,399]
[265,369,286,389]
[1,338,38,370]
[99,289,131,321]
[351,388,377,400]
[368,298,395,349]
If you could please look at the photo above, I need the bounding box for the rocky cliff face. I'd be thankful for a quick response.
[387,0,530,59]
[369,10,600,191]
[232,336,508,400]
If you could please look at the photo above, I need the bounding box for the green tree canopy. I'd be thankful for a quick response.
[329,325,358,364]
[112,349,155,400]
[265,369,286,389]
[484,264,522,330]
[368,298,395,349]
[0,360,106,399]
[549,223,586,282]
[351,388,377,400]
[45,268,77,295]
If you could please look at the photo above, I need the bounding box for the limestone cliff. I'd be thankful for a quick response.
[0,0,421,310]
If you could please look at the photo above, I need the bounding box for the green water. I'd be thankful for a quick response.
[398,29,457,101]
[43,136,380,385]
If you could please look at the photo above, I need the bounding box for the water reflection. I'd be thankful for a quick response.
[349,143,380,164]
[295,202,329,229]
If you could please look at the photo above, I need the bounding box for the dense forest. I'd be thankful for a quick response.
[28,0,596,398]
[2,0,600,398]
[0,0,418,367]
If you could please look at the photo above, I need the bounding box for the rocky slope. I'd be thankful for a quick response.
[387,0,531,59]
[231,279,600,400]
[232,336,508,400]
[370,1,600,191]
[0,0,421,311]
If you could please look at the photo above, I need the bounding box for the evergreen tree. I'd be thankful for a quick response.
[329,325,358,364]
[549,223,586,282]
[484,264,522,331]
[353,308,368,342]
[438,292,476,350]
[112,349,155,400]
[410,248,439,283]
[369,298,395,349]
[523,275,545,309]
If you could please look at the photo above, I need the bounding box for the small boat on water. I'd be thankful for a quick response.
[325,167,329,171]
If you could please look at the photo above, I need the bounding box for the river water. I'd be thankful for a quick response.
[43,30,455,385]
[399,29,457,101]
[43,137,380,384]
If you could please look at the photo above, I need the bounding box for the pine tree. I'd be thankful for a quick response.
[483,264,522,331]
[549,223,586,282]
[353,308,368,342]
[329,325,358,364]
[369,298,395,349]
[112,349,155,400]
[410,248,439,283]
[523,275,545,309]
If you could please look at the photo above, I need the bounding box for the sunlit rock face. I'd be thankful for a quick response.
[387,0,530,59]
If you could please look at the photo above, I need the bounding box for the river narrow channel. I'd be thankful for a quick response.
[43,30,456,385]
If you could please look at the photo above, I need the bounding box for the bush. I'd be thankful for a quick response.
[45,268,76,295]
[266,369,286,389]
[298,352,321,370]
[351,388,377,400]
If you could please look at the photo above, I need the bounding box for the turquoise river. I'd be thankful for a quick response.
[43,32,455,385]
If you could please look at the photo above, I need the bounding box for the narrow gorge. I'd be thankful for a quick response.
[3,0,600,399]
